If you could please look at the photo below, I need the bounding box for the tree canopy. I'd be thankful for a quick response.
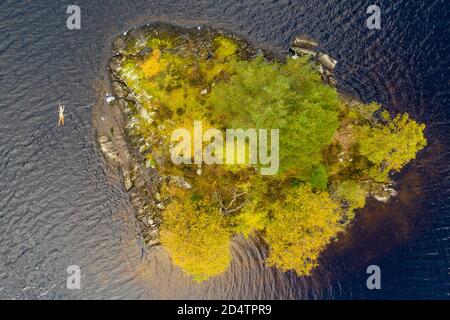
[160,193,232,282]
[265,185,342,275]
[357,112,427,182]
[116,29,427,282]
[209,56,339,176]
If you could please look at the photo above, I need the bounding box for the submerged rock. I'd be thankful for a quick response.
[291,47,316,56]
[112,81,127,98]
[317,53,338,70]
[290,37,316,56]
[373,186,398,203]
[100,142,119,160]
[124,173,133,190]
[290,35,338,86]
[98,136,119,161]
[112,36,126,53]
[291,36,318,51]
[105,94,116,103]
[98,135,108,144]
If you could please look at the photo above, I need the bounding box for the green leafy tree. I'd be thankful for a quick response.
[333,180,366,221]
[357,112,426,182]
[334,180,366,210]
[209,56,339,176]
[311,164,328,191]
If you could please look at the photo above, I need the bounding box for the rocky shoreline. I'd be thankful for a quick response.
[93,86,162,246]
[290,36,337,87]
[92,24,397,248]
[92,39,162,247]
[93,24,263,247]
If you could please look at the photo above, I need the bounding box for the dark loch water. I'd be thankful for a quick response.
[0,0,449,299]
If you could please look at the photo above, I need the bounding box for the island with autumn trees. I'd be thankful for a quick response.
[93,23,426,282]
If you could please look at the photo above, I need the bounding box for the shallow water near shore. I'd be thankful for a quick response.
[0,0,449,299]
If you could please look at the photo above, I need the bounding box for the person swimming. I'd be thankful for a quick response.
[58,104,65,126]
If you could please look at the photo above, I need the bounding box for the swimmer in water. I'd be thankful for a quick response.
[58,104,65,126]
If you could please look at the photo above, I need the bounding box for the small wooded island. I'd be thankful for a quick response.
[95,23,426,282]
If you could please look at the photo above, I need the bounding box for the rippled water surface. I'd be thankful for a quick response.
[0,0,449,299]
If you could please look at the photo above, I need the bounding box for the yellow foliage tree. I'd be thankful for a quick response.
[160,196,232,282]
[141,48,164,77]
[265,185,343,276]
